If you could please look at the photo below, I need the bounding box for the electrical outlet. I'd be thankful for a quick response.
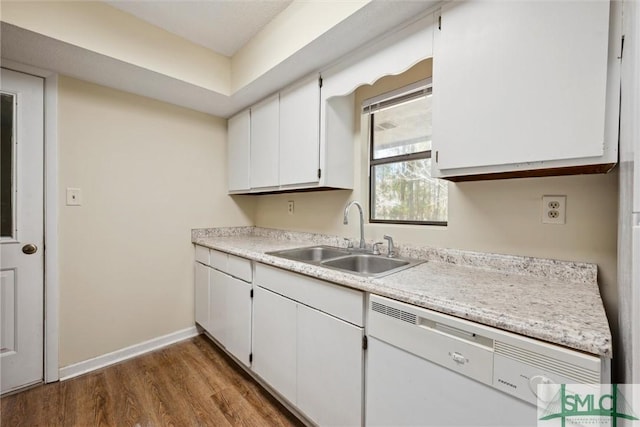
[542,195,566,224]
[287,200,295,215]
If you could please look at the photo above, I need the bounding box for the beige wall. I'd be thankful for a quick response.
[255,60,619,340]
[57,76,254,367]
[2,1,230,94]
[231,0,370,92]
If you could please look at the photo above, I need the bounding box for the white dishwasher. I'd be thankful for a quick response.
[366,295,608,426]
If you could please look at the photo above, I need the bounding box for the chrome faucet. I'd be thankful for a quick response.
[383,235,396,258]
[343,201,366,249]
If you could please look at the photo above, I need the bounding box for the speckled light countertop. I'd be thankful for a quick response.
[192,227,612,358]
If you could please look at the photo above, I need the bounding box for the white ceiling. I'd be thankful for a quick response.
[104,0,293,57]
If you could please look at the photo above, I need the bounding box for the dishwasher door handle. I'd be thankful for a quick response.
[435,322,477,338]
[417,317,494,349]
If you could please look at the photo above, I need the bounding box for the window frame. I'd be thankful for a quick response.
[365,80,447,226]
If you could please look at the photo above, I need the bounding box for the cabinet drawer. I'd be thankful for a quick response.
[255,263,364,326]
[195,245,210,265]
[227,253,252,282]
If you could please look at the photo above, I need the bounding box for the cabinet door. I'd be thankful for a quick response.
[432,0,610,173]
[209,268,226,342]
[224,276,252,367]
[252,286,297,404]
[194,263,210,330]
[250,95,279,189]
[297,305,363,426]
[227,110,250,192]
[279,77,320,186]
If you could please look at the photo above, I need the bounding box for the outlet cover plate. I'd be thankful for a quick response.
[66,188,82,206]
[542,195,566,224]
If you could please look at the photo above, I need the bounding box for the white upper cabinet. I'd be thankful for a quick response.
[227,110,251,193]
[432,0,619,179]
[227,75,354,193]
[250,94,280,189]
[279,77,321,187]
[226,13,440,193]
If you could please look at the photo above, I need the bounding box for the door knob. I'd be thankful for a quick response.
[22,244,37,255]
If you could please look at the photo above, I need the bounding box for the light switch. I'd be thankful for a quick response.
[66,188,82,206]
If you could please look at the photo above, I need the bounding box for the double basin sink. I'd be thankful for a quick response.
[267,245,424,278]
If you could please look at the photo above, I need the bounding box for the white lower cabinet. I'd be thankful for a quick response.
[194,247,253,367]
[209,268,226,342]
[252,286,298,404]
[197,250,365,425]
[224,275,252,366]
[194,262,210,330]
[297,304,363,427]
[252,264,364,426]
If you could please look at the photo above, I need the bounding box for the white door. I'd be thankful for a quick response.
[0,68,44,394]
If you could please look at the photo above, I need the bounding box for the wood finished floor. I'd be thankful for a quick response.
[1,335,304,427]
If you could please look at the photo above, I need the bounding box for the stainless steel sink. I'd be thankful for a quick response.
[321,254,415,276]
[267,246,423,277]
[267,246,351,262]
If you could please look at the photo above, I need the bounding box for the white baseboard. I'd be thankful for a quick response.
[58,326,199,381]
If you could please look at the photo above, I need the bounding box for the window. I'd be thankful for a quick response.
[365,79,447,225]
[1,93,15,238]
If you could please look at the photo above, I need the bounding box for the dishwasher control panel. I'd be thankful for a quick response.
[494,353,569,405]
[368,295,604,406]
[493,340,602,405]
